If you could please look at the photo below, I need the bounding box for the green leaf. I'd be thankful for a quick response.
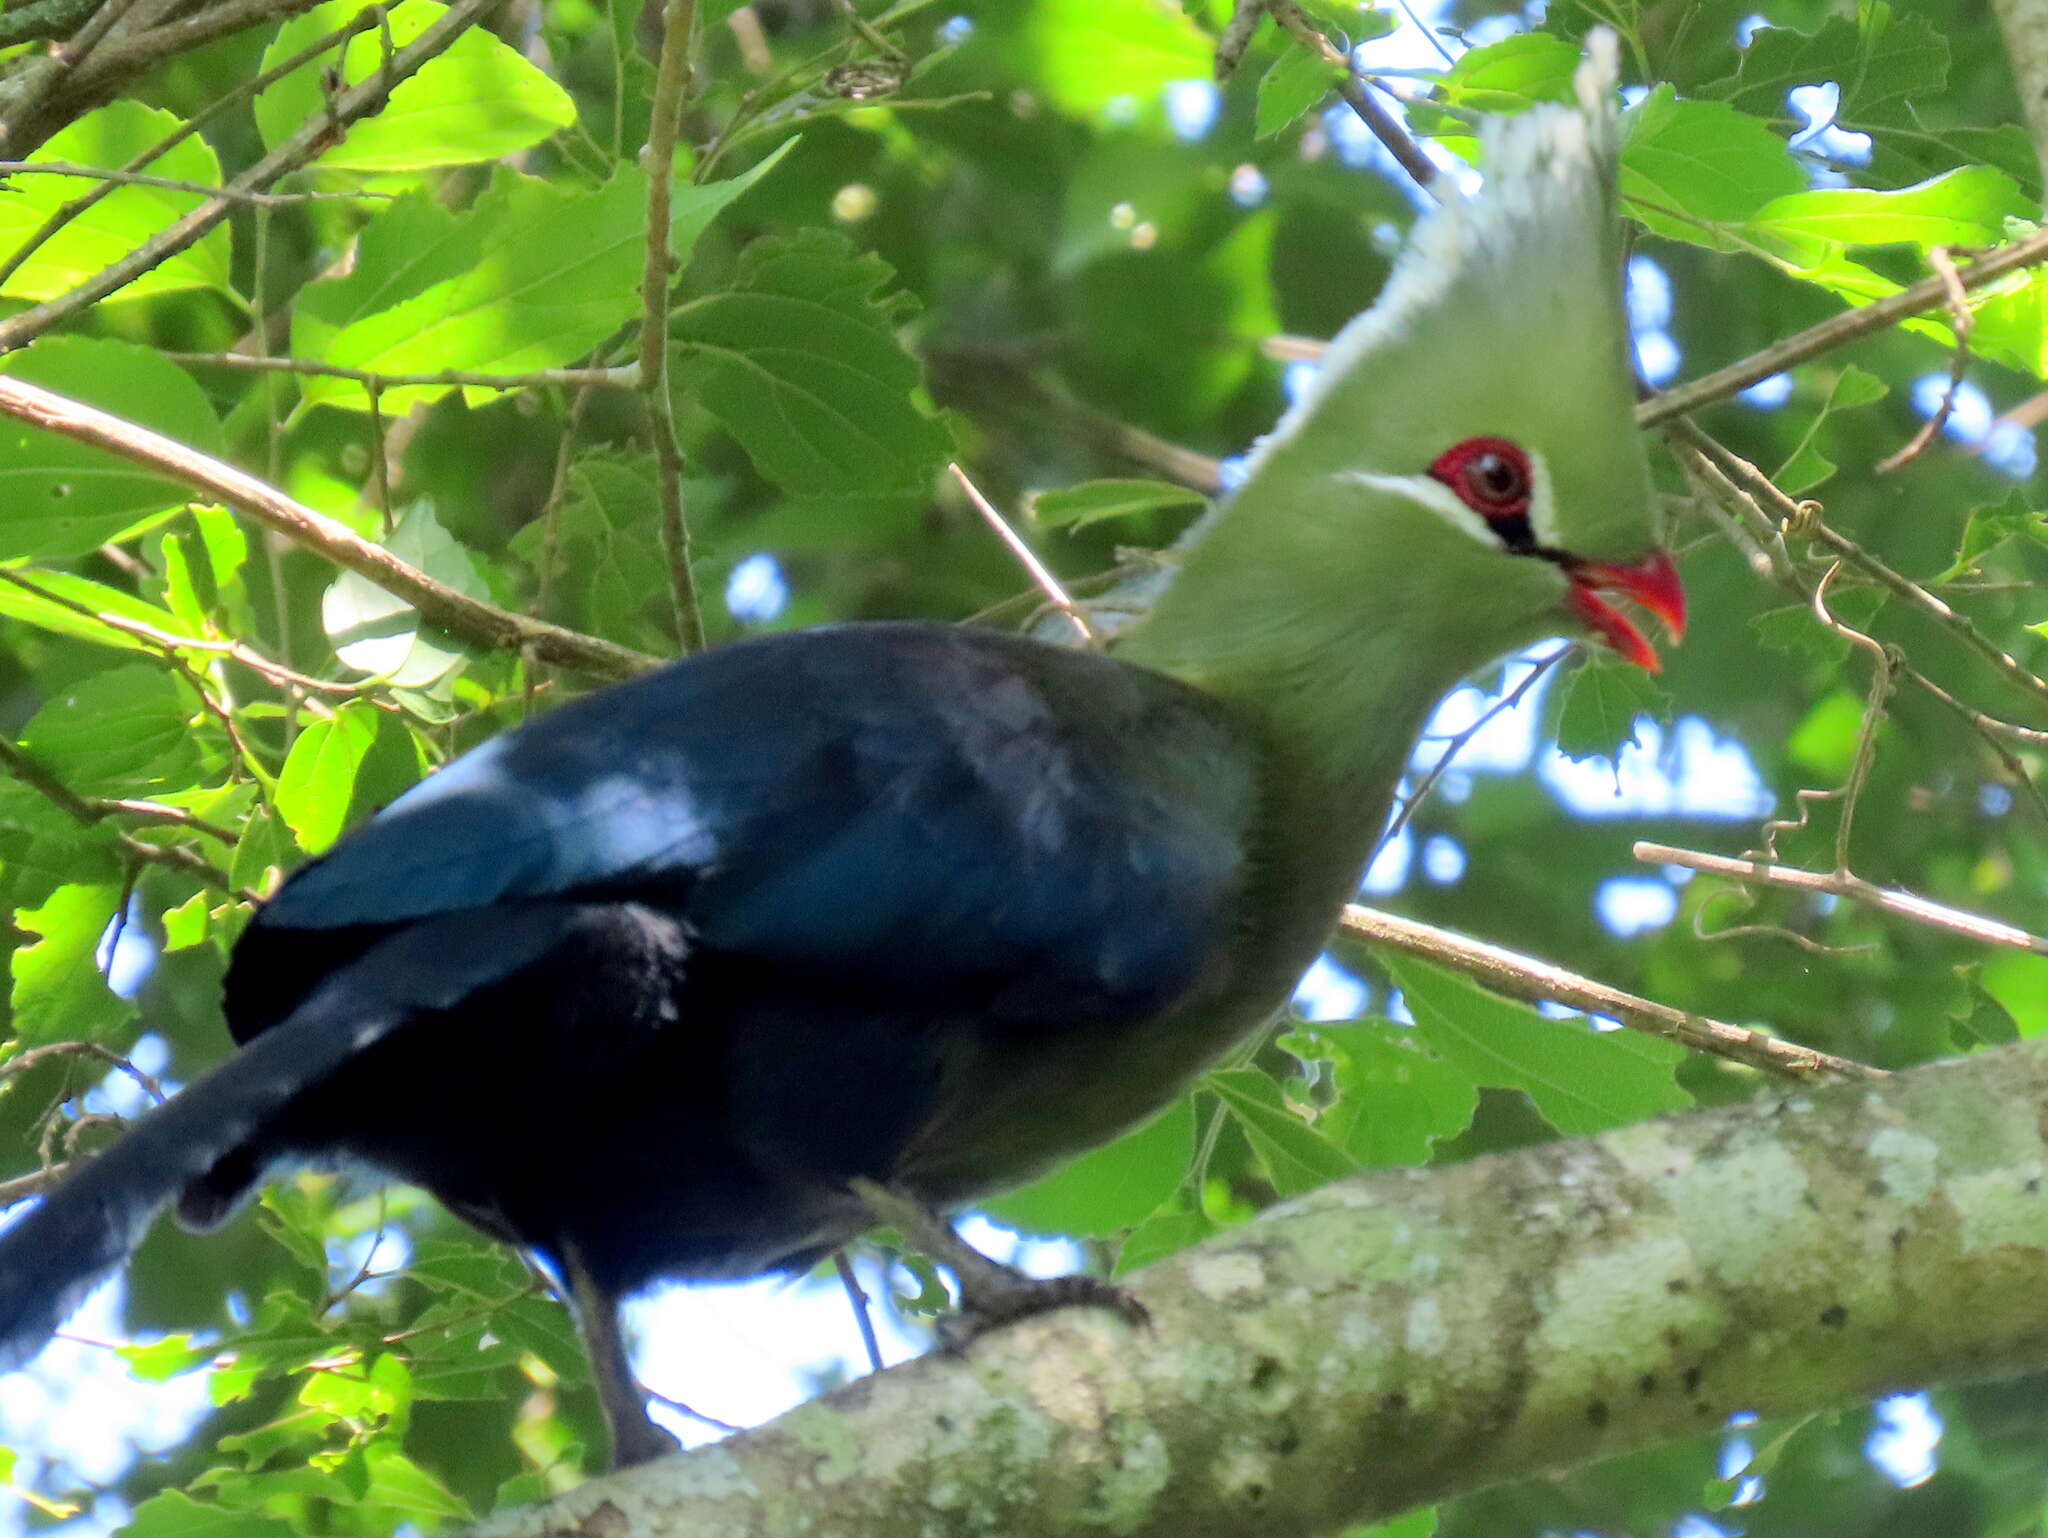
[1744,167,2031,263]
[1388,956,1690,1136]
[507,451,672,649]
[275,703,422,854]
[1283,1021,1478,1166]
[363,1443,472,1523]
[254,0,575,172]
[121,1491,296,1538]
[305,144,791,414]
[1340,1507,1439,1538]
[1022,0,1213,116]
[1436,32,1578,113]
[279,707,378,850]
[0,569,185,653]
[1114,1205,1218,1276]
[0,339,223,559]
[1936,489,2048,582]
[671,228,954,497]
[1704,5,1946,127]
[321,503,483,689]
[1207,1067,1359,1196]
[982,1095,1196,1236]
[1554,659,1672,760]
[0,102,231,302]
[1770,366,1890,495]
[11,881,125,1046]
[1256,49,1342,140]
[20,665,208,797]
[1620,87,1806,252]
[1031,477,1207,529]
[1950,963,2022,1050]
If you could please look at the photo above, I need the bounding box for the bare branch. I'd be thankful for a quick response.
[638,0,708,653]
[0,373,654,679]
[1339,903,1878,1082]
[1637,841,2048,957]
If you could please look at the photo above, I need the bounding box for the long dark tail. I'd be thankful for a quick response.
[0,902,594,1372]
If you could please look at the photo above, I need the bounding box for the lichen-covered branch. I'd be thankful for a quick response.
[469,1036,2048,1538]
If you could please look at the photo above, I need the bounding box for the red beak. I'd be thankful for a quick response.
[1564,549,1686,673]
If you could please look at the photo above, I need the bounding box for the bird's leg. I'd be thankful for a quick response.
[848,1178,1148,1349]
[558,1242,680,1470]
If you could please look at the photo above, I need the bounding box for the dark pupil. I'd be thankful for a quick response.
[1468,453,1521,503]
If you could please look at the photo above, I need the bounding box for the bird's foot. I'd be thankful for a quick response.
[609,1410,683,1470]
[849,1178,1148,1351]
[936,1269,1150,1353]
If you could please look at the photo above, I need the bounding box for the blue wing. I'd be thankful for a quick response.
[251,623,1257,1021]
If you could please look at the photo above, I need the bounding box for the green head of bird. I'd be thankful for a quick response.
[1121,33,1683,702]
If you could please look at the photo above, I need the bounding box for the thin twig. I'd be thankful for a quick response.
[1264,0,1448,200]
[0,373,653,679]
[166,352,636,392]
[0,161,379,204]
[1382,645,1570,849]
[1876,248,1972,473]
[0,1040,165,1102]
[1640,224,2048,426]
[0,0,500,351]
[1636,842,2048,958]
[638,0,706,653]
[1339,903,1879,1081]
[948,462,1092,645]
[834,1250,886,1374]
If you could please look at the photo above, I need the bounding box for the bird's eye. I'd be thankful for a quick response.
[1428,436,1532,519]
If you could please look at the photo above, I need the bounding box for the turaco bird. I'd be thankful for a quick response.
[0,38,1680,1468]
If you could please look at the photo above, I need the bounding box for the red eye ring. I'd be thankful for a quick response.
[1429,436,1532,520]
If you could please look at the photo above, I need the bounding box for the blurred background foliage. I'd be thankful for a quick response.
[0,0,2044,1533]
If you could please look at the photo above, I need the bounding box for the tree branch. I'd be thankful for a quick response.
[1339,903,1879,1082]
[0,373,654,679]
[638,0,707,653]
[469,1033,2048,1538]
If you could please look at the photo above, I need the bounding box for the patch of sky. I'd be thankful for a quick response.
[81,1033,172,1121]
[1867,1391,1942,1486]
[1911,374,2038,478]
[1542,716,1774,820]
[1739,371,1795,410]
[630,1220,1077,1447]
[1460,12,1524,47]
[1673,1518,1733,1538]
[1595,875,1677,937]
[1717,1424,1765,1504]
[1362,819,1412,894]
[0,1271,215,1528]
[95,894,155,1000]
[937,14,972,45]
[1734,12,1770,45]
[1164,79,1220,143]
[1229,163,1269,209]
[1981,782,2014,817]
[1413,649,1557,776]
[1322,104,1438,210]
[725,552,790,624]
[1786,83,1873,174]
[326,1226,414,1303]
[1627,256,1681,387]
[1283,359,1320,406]
[1216,454,1252,492]
[1421,833,1465,884]
[1294,953,1370,1021]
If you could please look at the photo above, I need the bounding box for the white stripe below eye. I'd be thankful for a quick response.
[1337,452,1560,551]
[1335,470,1498,547]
